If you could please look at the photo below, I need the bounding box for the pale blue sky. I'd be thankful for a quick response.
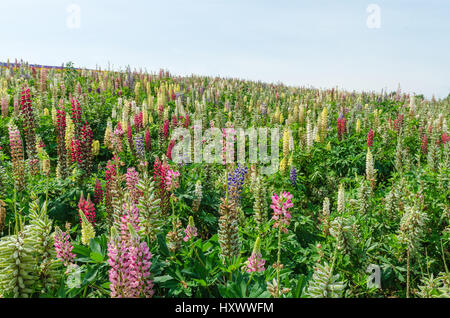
[0,0,449,98]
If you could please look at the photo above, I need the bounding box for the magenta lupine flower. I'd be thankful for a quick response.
[144,127,151,152]
[54,228,75,266]
[270,191,294,233]
[367,128,373,148]
[165,168,180,191]
[245,252,266,273]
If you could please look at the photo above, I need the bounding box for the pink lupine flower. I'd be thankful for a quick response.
[114,122,124,137]
[183,225,198,242]
[165,168,180,191]
[183,216,198,242]
[54,228,75,266]
[245,253,266,273]
[126,167,142,203]
[120,203,141,241]
[107,205,154,298]
[270,191,294,233]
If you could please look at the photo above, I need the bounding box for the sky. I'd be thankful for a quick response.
[0,0,449,98]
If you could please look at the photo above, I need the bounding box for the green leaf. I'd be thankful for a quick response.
[90,251,104,263]
[157,233,170,257]
[72,244,91,257]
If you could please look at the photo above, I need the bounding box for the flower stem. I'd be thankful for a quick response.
[276,225,282,298]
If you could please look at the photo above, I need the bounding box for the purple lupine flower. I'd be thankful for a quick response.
[227,164,248,204]
[134,134,145,160]
[290,167,297,187]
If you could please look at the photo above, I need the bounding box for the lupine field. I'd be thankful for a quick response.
[0,60,448,299]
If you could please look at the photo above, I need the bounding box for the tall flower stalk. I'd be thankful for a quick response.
[270,191,293,297]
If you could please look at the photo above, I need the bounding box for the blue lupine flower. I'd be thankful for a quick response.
[227,164,248,204]
[290,167,297,187]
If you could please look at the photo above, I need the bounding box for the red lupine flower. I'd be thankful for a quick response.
[421,134,428,154]
[80,121,93,173]
[437,132,450,146]
[134,112,143,132]
[71,138,82,164]
[94,179,104,204]
[153,157,170,215]
[367,128,373,148]
[166,140,175,160]
[71,98,82,136]
[172,115,178,127]
[184,113,189,128]
[162,120,170,139]
[78,193,96,226]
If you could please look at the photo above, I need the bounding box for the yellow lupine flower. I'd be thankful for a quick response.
[283,128,290,158]
[288,154,293,167]
[279,157,287,174]
[65,116,74,150]
[80,209,95,246]
[92,140,100,156]
[356,119,361,134]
